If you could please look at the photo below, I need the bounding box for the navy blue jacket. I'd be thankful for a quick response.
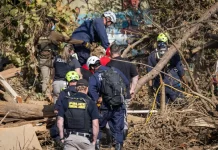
[71,18,110,49]
[147,51,184,87]
[88,66,130,108]
[53,56,81,81]
[54,85,77,111]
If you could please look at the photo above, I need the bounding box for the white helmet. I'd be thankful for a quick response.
[103,11,116,23]
[86,56,100,69]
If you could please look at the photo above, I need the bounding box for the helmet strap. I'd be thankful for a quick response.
[156,51,160,59]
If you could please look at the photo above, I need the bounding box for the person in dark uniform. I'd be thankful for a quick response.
[52,44,82,103]
[107,43,138,97]
[71,11,116,65]
[51,71,80,142]
[106,43,138,141]
[87,56,130,150]
[57,79,99,150]
[147,33,186,104]
[54,71,80,114]
[36,16,70,101]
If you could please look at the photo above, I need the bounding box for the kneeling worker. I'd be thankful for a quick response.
[57,79,99,150]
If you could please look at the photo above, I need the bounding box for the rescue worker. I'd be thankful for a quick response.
[53,44,82,103]
[51,71,79,145]
[54,71,80,113]
[147,33,186,104]
[106,43,138,140]
[87,56,130,150]
[57,79,99,150]
[36,16,70,100]
[71,11,116,65]
[122,0,152,29]
[107,43,138,97]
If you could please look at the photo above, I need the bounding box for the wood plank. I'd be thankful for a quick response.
[127,115,145,123]
[0,67,21,79]
[188,118,216,128]
[0,74,21,103]
[0,124,42,150]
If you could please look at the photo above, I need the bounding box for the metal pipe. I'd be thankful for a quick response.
[127,110,158,114]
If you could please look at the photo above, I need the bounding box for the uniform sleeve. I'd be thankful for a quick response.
[71,58,81,69]
[57,93,67,118]
[88,75,99,102]
[176,61,185,78]
[88,100,99,120]
[171,53,184,77]
[147,53,155,73]
[49,31,70,44]
[93,19,110,49]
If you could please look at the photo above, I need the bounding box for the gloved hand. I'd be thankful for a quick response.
[82,41,92,49]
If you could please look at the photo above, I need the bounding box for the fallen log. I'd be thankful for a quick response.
[0,102,55,119]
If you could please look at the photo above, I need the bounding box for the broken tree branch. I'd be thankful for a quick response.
[143,6,202,96]
[121,35,149,58]
[111,59,215,107]
[192,41,216,54]
[135,2,218,110]
[0,111,10,125]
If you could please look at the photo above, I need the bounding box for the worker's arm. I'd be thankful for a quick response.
[92,119,99,145]
[130,75,139,94]
[68,38,86,44]
[57,116,64,142]
[49,31,70,44]
[93,18,110,49]
[75,68,83,79]
[88,76,100,102]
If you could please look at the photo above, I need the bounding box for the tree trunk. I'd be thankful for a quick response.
[0,102,55,119]
[135,3,218,94]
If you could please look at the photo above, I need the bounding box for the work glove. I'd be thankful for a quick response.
[82,41,92,49]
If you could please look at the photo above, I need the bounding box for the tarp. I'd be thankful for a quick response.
[0,124,42,150]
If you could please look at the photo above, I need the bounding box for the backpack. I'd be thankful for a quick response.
[100,67,126,106]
